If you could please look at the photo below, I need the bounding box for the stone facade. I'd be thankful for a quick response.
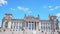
[0,13,59,34]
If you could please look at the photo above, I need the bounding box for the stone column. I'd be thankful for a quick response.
[34,22,35,30]
[8,21,11,29]
[13,22,14,29]
[14,22,15,29]
[26,22,28,30]
[2,22,6,29]
[17,23,18,29]
[18,22,19,29]
[31,22,32,30]
[27,22,29,30]
[25,22,27,30]
[36,22,39,30]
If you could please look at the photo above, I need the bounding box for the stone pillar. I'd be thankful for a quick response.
[25,22,28,29]
[36,22,39,30]
[2,22,6,29]
[14,22,15,29]
[18,22,19,29]
[39,22,41,30]
[31,22,32,30]
[27,22,29,30]
[17,23,19,29]
[25,22,27,30]
[8,21,11,29]
[13,22,14,29]
[34,22,35,30]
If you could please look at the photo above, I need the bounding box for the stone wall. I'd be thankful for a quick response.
[0,30,59,34]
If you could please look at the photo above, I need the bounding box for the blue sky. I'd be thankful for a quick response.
[0,0,60,27]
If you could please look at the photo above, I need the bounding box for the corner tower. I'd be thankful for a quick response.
[2,13,13,29]
[49,14,59,30]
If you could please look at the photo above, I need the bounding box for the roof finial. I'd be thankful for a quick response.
[24,14,26,17]
[38,14,39,17]
[49,14,50,16]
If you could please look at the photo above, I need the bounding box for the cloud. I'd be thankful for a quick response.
[43,6,52,8]
[49,8,54,11]
[17,6,29,12]
[0,0,8,6]
[10,8,15,11]
[49,6,60,11]
[9,6,32,14]
[17,6,32,14]
[56,13,60,21]
[43,6,47,8]
[48,6,52,8]
[27,11,32,14]
[56,13,60,17]
[54,6,60,9]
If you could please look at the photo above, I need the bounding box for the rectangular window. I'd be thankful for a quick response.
[28,23,31,29]
[5,22,8,28]
[11,26,12,29]
[16,26,18,29]
[41,26,45,30]
[35,22,36,30]
[32,23,34,30]
[14,26,15,29]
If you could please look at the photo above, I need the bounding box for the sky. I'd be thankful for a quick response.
[0,0,60,27]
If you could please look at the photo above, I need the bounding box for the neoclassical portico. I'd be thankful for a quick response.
[25,21,40,31]
[24,14,40,30]
[25,21,36,30]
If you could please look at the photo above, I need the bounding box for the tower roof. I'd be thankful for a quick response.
[5,13,12,16]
